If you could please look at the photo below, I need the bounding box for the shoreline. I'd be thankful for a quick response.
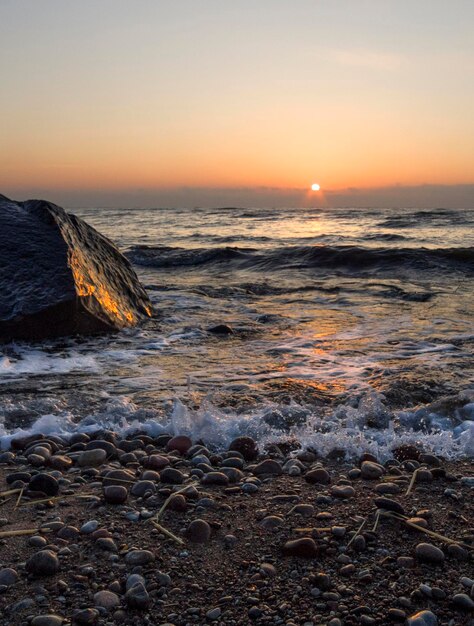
[0,431,473,625]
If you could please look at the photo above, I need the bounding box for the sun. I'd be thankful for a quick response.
[311,183,321,191]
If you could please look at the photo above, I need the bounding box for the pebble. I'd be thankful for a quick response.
[360,461,384,479]
[229,436,258,461]
[206,607,222,620]
[26,550,60,577]
[375,482,401,494]
[125,549,155,566]
[131,480,156,497]
[49,455,73,471]
[57,525,79,540]
[252,459,282,475]
[0,567,18,586]
[29,473,59,496]
[103,485,128,504]
[0,451,14,463]
[305,468,331,484]
[160,467,185,484]
[331,526,347,538]
[85,439,116,456]
[447,543,468,560]
[373,497,405,515]
[146,454,170,469]
[260,515,284,530]
[289,503,314,516]
[221,457,244,469]
[202,471,229,485]
[157,571,172,586]
[282,537,319,558]
[406,610,438,626]
[166,435,192,455]
[330,485,355,499]
[71,608,99,624]
[419,453,441,466]
[78,449,107,467]
[416,469,433,482]
[352,534,366,552]
[102,468,134,487]
[96,537,117,552]
[29,535,48,547]
[241,482,259,494]
[452,593,474,611]
[93,590,121,610]
[186,519,211,543]
[141,469,161,481]
[168,493,188,511]
[415,542,445,564]
[80,520,99,534]
[124,573,144,590]
[31,616,64,626]
[387,608,406,621]
[125,582,150,610]
[248,606,262,619]
[224,534,238,548]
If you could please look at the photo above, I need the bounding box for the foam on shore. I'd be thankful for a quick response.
[1,392,473,460]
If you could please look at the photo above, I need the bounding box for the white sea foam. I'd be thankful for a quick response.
[1,392,473,460]
[0,349,100,379]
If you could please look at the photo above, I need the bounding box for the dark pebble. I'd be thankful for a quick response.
[186,519,211,543]
[228,436,259,461]
[374,497,405,515]
[103,485,128,504]
[26,550,59,577]
[160,468,185,484]
[29,473,59,496]
[282,537,319,558]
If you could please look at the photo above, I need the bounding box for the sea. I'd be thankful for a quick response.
[1,205,473,459]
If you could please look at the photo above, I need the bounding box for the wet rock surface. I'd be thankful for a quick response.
[0,194,153,341]
[0,432,472,625]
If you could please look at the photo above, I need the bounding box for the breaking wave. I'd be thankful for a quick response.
[128,244,474,274]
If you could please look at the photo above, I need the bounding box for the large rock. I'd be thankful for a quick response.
[0,195,153,341]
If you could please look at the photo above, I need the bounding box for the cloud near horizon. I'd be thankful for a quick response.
[3,183,474,210]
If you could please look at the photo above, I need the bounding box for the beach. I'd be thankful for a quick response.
[0,431,473,625]
[0,205,473,625]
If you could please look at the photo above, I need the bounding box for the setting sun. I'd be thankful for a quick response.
[311,183,321,191]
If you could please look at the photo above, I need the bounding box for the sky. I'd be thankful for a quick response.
[1,0,473,208]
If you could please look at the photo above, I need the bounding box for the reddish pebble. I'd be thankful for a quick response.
[146,454,169,470]
[282,537,319,558]
[166,436,192,455]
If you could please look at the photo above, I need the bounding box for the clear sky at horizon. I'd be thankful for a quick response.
[1,0,473,207]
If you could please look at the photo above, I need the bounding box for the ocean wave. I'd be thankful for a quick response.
[1,392,473,459]
[128,245,256,267]
[128,243,474,274]
[363,233,408,242]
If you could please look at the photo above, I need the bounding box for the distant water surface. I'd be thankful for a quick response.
[1,206,473,458]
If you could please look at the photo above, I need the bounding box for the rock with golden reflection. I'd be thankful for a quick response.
[0,194,153,341]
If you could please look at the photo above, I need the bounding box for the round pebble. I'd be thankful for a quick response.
[93,590,121,610]
[415,543,445,564]
[186,519,211,543]
[29,473,59,496]
[26,550,59,577]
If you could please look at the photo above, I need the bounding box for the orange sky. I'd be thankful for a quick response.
[1,1,473,206]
